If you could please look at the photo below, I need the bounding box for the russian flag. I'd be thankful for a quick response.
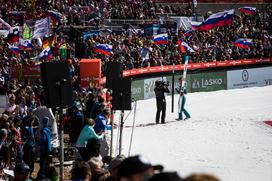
[233,38,253,49]
[196,9,235,31]
[94,44,113,56]
[177,40,194,54]
[153,33,168,45]
[47,10,62,25]
[38,46,53,60]
[8,45,20,56]
[239,6,256,15]
[19,39,33,51]
[5,30,19,44]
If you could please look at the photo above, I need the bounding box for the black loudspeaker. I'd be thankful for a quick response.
[75,42,86,59]
[40,61,74,108]
[112,77,131,110]
[106,62,123,89]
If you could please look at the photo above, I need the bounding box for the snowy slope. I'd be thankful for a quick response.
[112,85,272,181]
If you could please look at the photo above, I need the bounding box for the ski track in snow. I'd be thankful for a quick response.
[112,86,272,181]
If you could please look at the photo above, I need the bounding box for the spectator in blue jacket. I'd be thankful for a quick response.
[37,117,52,179]
[21,116,36,174]
[94,108,110,134]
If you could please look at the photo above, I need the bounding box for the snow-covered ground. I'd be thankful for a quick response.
[113,85,272,181]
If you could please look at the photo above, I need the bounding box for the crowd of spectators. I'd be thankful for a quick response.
[0,0,271,180]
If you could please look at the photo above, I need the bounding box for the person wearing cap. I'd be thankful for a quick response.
[76,118,103,161]
[12,162,31,181]
[176,78,190,121]
[37,117,52,179]
[117,155,163,181]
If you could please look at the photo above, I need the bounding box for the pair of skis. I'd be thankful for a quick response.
[178,56,189,118]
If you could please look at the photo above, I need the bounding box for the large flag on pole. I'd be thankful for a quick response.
[196,9,235,31]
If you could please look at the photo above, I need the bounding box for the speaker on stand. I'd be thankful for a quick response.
[40,61,74,180]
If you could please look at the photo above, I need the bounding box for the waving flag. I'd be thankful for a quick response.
[153,33,168,45]
[19,39,33,51]
[9,11,25,20]
[239,7,256,15]
[94,44,113,56]
[233,38,253,49]
[38,46,53,60]
[8,45,20,56]
[47,10,62,25]
[178,40,194,54]
[196,9,235,31]
[190,21,201,30]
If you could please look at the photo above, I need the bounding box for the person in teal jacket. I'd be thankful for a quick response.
[176,80,191,121]
[76,118,103,161]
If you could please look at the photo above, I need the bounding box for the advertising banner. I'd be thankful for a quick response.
[227,67,272,89]
[189,71,227,92]
[131,79,144,101]
[144,77,168,99]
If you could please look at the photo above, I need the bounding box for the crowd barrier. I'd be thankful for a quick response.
[11,58,272,87]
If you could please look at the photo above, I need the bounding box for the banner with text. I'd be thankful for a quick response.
[227,67,272,89]
[189,71,227,92]
[131,79,144,101]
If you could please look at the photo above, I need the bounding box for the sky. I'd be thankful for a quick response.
[112,85,272,181]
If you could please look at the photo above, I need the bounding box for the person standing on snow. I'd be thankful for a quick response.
[176,78,190,121]
[154,80,170,124]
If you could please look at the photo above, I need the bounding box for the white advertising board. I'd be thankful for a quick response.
[144,77,167,99]
[227,67,272,89]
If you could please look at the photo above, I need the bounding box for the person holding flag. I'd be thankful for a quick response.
[176,56,191,121]
[176,78,191,121]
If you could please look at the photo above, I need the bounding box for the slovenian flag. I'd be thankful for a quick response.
[8,45,20,56]
[19,39,33,51]
[233,38,253,49]
[196,9,235,31]
[38,46,53,60]
[239,6,256,15]
[153,33,168,45]
[94,44,113,56]
[177,40,194,54]
[5,30,19,44]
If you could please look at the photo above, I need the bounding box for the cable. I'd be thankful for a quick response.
[128,100,137,156]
